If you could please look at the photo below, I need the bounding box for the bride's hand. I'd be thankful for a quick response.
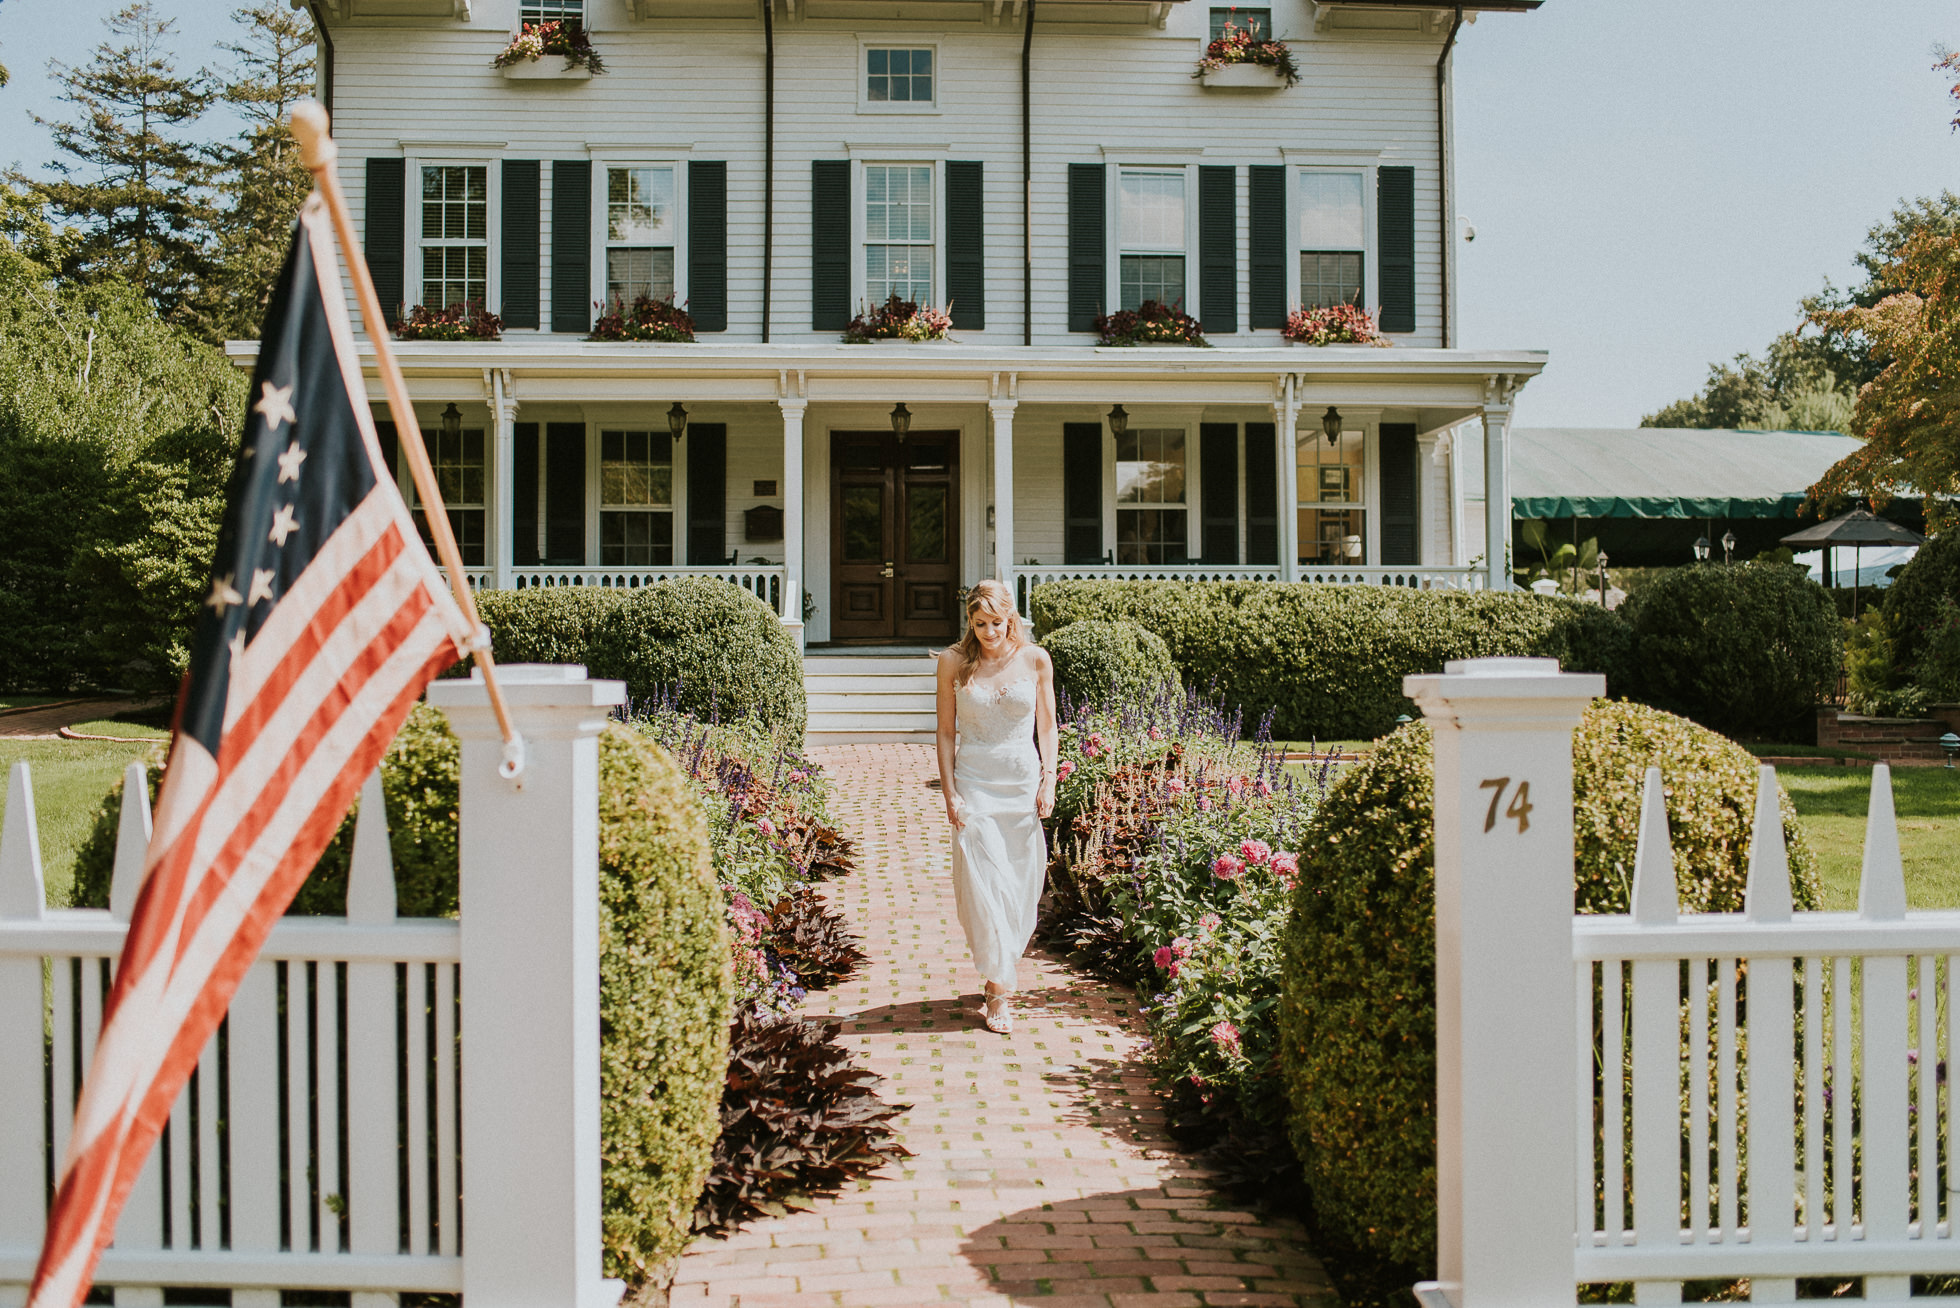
[946,793,967,829]
[1036,783,1056,819]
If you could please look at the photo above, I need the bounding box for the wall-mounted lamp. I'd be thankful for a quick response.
[440,402,462,443]
[889,402,912,438]
[1321,406,1343,445]
[667,401,689,440]
[1107,404,1129,438]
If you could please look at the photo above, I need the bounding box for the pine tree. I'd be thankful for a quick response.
[189,2,318,342]
[23,4,214,318]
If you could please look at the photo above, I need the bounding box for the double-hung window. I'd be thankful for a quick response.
[604,166,677,306]
[1115,428,1188,565]
[1118,168,1187,312]
[414,420,486,567]
[865,164,933,306]
[1299,170,1366,310]
[600,430,675,566]
[1298,426,1366,565]
[420,165,488,310]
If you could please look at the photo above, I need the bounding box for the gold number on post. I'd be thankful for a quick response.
[1479,777,1509,833]
[1479,777,1532,834]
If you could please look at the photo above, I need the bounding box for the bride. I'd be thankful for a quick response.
[935,579,1058,1035]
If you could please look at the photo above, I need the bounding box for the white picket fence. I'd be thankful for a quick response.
[1408,657,1960,1308]
[0,666,627,1308]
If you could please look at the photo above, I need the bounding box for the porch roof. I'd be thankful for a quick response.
[1509,426,1862,520]
[223,339,1548,411]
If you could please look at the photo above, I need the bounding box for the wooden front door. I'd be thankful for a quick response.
[830,431,961,642]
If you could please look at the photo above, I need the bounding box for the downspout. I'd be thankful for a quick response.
[1021,0,1035,346]
[762,0,775,342]
[1435,4,1461,348]
[307,2,335,118]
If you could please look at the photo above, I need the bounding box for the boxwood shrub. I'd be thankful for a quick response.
[69,708,731,1289]
[475,578,806,736]
[1276,700,1819,1281]
[1881,530,1960,682]
[1041,618,1179,707]
[1030,580,1631,740]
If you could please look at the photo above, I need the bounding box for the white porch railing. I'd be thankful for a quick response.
[445,566,790,619]
[1010,563,1485,611]
[0,667,627,1308]
[1405,657,1960,1308]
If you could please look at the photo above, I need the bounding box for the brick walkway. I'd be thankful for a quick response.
[670,743,1339,1308]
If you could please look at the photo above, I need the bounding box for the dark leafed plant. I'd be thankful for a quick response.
[692,1010,911,1236]
[588,294,696,342]
[393,299,502,341]
[767,886,868,989]
[841,294,952,343]
[789,813,859,881]
[1094,299,1207,346]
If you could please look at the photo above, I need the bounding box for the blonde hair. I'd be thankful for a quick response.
[948,579,1024,686]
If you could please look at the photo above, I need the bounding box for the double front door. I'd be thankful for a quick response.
[831,431,960,642]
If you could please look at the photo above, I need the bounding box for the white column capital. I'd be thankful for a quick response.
[778,396,809,418]
[988,398,1019,420]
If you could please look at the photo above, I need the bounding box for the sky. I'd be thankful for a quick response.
[0,0,1954,429]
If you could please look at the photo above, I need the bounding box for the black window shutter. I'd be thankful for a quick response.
[1199,423,1239,564]
[1244,421,1278,564]
[551,160,592,334]
[686,422,728,564]
[811,160,852,332]
[544,422,586,564]
[1067,164,1106,333]
[1379,422,1420,565]
[1062,422,1105,564]
[945,160,985,330]
[364,157,405,327]
[373,420,401,489]
[1248,165,1285,330]
[501,161,541,330]
[1198,166,1236,334]
[688,161,728,332]
[1378,165,1416,334]
[513,422,540,566]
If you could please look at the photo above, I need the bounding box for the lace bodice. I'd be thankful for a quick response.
[956,676,1038,750]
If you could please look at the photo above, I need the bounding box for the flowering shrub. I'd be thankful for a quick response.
[1094,299,1208,347]
[1193,20,1301,87]
[492,20,606,74]
[589,294,697,342]
[1282,303,1387,347]
[842,294,954,343]
[394,299,503,341]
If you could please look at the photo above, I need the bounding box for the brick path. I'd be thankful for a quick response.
[670,743,1340,1308]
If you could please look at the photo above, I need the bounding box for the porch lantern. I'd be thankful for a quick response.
[667,401,689,440]
[1721,528,1736,564]
[440,401,462,442]
[1107,404,1129,438]
[1693,535,1711,563]
[889,402,912,438]
[1321,406,1343,445]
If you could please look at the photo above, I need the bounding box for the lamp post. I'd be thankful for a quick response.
[1596,550,1610,606]
[1721,528,1736,564]
[1693,535,1711,563]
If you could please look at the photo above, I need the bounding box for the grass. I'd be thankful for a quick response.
[0,738,159,907]
[1780,765,1960,910]
[64,718,169,740]
[0,694,74,712]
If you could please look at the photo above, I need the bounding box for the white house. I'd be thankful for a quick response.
[243,0,1546,648]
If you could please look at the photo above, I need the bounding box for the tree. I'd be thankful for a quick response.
[184,3,317,342]
[22,4,215,319]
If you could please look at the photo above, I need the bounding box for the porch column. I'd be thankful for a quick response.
[1274,375,1300,581]
[487,369,517,591]
[989,399,1016,592]
[779,397,807,647]
[1481,376,1517,591]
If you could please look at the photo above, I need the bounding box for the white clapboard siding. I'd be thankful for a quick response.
[0,765,462,1301]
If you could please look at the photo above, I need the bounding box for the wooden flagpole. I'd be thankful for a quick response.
[289,101,527,779]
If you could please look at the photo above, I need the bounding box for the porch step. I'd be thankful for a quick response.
[803,653,940,747]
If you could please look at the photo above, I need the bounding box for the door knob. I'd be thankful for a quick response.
[881,563,895,577]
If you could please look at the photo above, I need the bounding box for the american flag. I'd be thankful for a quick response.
[29,196,475,1308]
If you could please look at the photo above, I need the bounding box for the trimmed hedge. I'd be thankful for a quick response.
[1620,561,1841,738]
[1030,580,1631,740]
[1276,700,1820,1278]
[475,579,806,736]
[70,709,731,1289]
[1041,618,1179,707]
[1882,531,1960,678]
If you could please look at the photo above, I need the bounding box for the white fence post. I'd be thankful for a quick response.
[1405,656,1602,1308]
[0,765,45,1308]
[427,663,626,1308]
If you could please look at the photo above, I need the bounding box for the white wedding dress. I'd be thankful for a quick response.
[949,674,1047,991]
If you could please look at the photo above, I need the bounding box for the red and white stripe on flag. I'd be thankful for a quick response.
[28,198,473,1308]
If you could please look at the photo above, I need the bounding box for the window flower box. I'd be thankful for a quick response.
[1199,62,1287,90]
[842,296,953,343]
[493,21,605,79]
[1193,21,1299,89]
[395,300,503,342]
[501,59,593,81]
[1283,303,1388,347]
[589,295,697,342]
[1095,300,1208,347]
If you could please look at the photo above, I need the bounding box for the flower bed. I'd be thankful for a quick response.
[842,294,953,343]
[1282,303,1386,347]
[1193,20,1300,88]
[589,295,697,342]
[1094,299,1208,346]
[493,20,606,75]
[394,299,503,341]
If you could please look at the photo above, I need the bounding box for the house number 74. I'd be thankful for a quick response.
[1479,777,1533,834]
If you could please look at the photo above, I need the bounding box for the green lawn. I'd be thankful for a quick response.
[1780,765,1960,910]
[0,738,160,907]
[64,718,170,740]
[0,694,74,712]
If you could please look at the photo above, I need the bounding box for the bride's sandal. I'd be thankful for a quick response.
[982,988,1014,1035]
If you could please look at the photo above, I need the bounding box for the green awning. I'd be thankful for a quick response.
[1509,428,1862,521]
